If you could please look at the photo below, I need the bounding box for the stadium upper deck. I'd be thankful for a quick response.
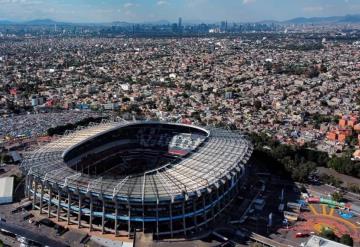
[22,120,252,202]
[21,119,253,237]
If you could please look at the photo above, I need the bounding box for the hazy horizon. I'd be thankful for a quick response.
[0,0,359,24]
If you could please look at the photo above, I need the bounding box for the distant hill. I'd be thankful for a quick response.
[23,19,69,25]
[341,14,360,23]
[284,14,360,24]
[0,14,360,26]
[0,20,14,25]
[0,19,70,26]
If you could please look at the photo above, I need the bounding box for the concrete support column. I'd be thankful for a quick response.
[156,202,159,238]
[67,192,71,225]
[48,186,52,218]
[227,183,231,201]
[211,193,215,221]
[223,184,227,203]
[27,176,32,200]
[142,203,145,233]
[78,194,82,228]
[222,184,226,206]
[216,188,220,216]
[24,176,28,198]
[32,180,37,209]
[218,185,225,212]
[128,202,131,238]
[193,201,197,230]
[182,201,186,236]
[114,202,118,237]
[89,196,93,232]
[57,190,61,221]
[235,174,239,194]
[39,183,44,214]
[101,200,105,234]
[203,194,208,226]
[169,203,173,238]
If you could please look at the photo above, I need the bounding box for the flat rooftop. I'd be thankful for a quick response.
[304,235,350,247]
[0,176,14,200]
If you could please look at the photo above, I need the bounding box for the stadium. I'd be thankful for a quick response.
[21,120,253,238]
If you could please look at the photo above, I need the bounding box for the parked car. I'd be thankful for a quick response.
[295,232,309,238]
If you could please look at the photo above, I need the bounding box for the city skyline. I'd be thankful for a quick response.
[0,0,359,23]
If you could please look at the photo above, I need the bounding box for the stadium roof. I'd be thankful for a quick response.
[21,120,253,202]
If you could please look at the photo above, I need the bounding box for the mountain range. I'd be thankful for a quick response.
[284,14,360,24]
[1,14,360,26]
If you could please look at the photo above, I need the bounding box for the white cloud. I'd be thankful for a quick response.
[303,6,324,12]
[242,0,256,4]
[0,0,42,4]
[157,0,168,6]
[123,2,139,9]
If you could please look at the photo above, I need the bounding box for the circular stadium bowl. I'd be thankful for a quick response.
[21,120,253,238]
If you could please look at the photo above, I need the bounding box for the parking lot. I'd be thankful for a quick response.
[0,201,86,246]
[289,203,360,242]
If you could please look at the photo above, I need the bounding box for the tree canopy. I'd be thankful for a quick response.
[340,234,353,246]
[248,132,327,182]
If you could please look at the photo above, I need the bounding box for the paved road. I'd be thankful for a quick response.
[0,221,69,247]
[307,184,360,215]
[250,232,292,247]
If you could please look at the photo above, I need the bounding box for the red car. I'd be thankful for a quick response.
[295,232,309,238]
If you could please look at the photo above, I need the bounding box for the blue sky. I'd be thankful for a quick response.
[0,0,359,23]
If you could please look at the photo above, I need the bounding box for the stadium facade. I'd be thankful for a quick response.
[21,120,253,238]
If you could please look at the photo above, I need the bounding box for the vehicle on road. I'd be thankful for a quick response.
[295,232,309,238]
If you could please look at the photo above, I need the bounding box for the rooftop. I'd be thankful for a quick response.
[0,176,14,202]
[304,236,350,247]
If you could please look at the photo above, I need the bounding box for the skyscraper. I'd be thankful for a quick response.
[178,17,183,34]
[221,21,228,32]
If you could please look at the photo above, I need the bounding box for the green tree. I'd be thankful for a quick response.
[306,66,320,78]
[331,191,344,202]
[347,183,360,194]
[319,227,337,241]
[340,234,353,246]
[184,83,192,90]
[327,155,359,178]
[320,64,328,73]
[273,145,293,159]
[254,100,262,110]
[1,154,12,164]
[320,174,343,187]
[122,97,130,102]
[328,156,346,173]
[291,161,316,182]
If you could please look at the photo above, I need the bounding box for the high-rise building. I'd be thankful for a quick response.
[221,21,228,32]
[178,17,183,34]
